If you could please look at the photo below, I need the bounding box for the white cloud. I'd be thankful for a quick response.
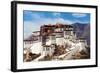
[37,17,72,25]
[53,13,61,17]
[72,20,89,24]
[72,13,87,18]
[54,18,72,24]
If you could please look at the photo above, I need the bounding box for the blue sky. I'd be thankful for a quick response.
[23,10,90,39]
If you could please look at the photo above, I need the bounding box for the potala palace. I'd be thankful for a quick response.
[24,23,90,62]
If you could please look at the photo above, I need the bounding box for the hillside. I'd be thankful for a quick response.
[72,23,90,45]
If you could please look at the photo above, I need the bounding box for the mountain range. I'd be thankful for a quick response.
[72,23,90,45]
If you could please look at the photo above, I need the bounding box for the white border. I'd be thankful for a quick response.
[17,4,96,69]
[19,0,98,5]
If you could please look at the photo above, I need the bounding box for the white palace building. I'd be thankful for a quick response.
[24,23,88,61]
